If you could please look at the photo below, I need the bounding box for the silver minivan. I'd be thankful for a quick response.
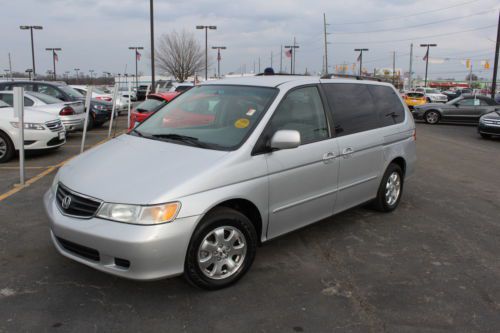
[44,76,416,289]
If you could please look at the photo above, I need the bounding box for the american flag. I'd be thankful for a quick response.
[136,50,141,61]
[54,52,58,62]
[285,48,292,58]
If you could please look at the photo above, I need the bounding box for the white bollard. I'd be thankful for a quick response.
[108,83,119,138]
[127,81,132,130]
[80,86,93,154]
[145,84,151,100]
[13,87,25,185]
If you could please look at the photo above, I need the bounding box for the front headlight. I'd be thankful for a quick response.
[10,122,45,130]
[96,202,181,225]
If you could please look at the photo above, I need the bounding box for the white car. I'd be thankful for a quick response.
[0,100,66,163]
[71,85,129,114]
[0,91,85,132]
[415,87,448,103]
[168,82,194,93]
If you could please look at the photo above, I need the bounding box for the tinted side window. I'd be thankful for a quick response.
[323,83,379,136]
[0,93,14,106]
[458,99,475,106]
[269,86,329,144]
[367,85,405,126]
[24,97,34,106]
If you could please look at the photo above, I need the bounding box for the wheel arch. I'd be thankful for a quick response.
[389,156,406,176]
[0,128,15,149]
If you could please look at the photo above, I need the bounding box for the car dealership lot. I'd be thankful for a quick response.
[1,122,500,332]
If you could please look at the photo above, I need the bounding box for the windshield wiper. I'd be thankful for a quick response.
[151,133,210,148]
[130,129,145,137]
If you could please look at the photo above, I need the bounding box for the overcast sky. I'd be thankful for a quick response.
[1,0,498,80]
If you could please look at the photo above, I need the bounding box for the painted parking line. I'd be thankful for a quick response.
[0,130,125,202]
[0,166,51,170]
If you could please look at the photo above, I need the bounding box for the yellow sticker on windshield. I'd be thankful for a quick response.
[234,118,250,129]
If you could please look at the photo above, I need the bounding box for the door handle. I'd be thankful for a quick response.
[342,147,354,155]
[322,152,336,163]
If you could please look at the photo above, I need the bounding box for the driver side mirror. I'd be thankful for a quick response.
[270,130,301,150]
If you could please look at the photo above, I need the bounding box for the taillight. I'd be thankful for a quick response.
[96,96,112,102]
[59,106,75,116]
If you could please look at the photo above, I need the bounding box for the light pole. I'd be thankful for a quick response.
[25,69,33,80]
[196,25,217,80]
[128,46,144,90]
[149,0,156,93]
[420,44,437,87]
[20,25,43,79]
[89,69,94,84]
[64,71,70,81]
[285,38,300,74]
[74,68,80,83]
[212,46,226,78]
[354,48,369,76]
[45,48,61,80]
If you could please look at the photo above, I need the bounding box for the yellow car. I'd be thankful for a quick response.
[403,92,427,109]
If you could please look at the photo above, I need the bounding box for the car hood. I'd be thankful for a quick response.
[58,134,230,204]
[481,111,500,119]
[0,107,59,123]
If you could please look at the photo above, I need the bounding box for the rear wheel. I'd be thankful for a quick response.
[424,110,440,124]
[0,131,14,163]
[184,207,257,290]
[372,163,404,212]
[86,113,95,130]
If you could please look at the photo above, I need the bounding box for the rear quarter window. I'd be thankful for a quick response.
[367,85,406,126]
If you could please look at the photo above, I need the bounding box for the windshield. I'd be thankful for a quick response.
[58,85,84,99]
[27,92,62,104]
[0,100,9,108]
[133,85,278,150]
[425,88,440,94]
[92,87,107,94]
[135,98,165,112]
[406,93,424,98]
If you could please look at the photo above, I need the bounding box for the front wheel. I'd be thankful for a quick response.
[424,111,440,124]
[372,163,404,212]
[184,207,257,290]
[0,131,14,163]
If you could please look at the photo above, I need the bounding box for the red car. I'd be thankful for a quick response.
[129,92,179,129]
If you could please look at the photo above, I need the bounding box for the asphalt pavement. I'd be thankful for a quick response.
[0,121,499,332]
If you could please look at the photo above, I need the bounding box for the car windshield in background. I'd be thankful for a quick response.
[425,89,440,94]
[447,97,464,105]
[407,93,424,98]
[134,85,278,150]
[58,85,84,99]
[92,87,107,94]
[27,92,63,104]
[135,98,165,112]
[0,100,9,107]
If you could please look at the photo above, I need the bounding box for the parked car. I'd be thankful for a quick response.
[414,87,448,103]
[478,110,500,139]
[116,85,137,102]
[71,85,128,113]
[442,88,473,101]
[0,91,85,132]
[412,94,499,124]
[169,82,194,93]
[129,92,179,129]
[0,81,111,129]
[0,100,65,163]
[135,85,150,101]
[44,76,416,289]
[402,92,426,109]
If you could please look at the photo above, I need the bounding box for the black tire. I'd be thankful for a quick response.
[184,207,257,290]
[371,163,404,212]
[0,131,15,163]
[86,113,95,130]
[93,121,104,128]
[480,133,492,139]
[424,110,440,124]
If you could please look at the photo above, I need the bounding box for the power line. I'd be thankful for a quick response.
[332,8,496,34]
[333,25,496,44]
[330,0,484,25]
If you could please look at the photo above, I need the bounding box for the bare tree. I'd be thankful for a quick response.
[155,30,204,82]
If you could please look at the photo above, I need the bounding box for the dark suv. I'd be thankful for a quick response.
[0,81,112,129]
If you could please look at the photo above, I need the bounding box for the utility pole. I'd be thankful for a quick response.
[212,46,226,78]
[8,53,13,81]
[420,43,437,87]
[74,68,80,83]
[128,46,144,90]
[196,25,217,80]
[392,51,396,86]
[354,48,369,76]
[323,13,330,75]
[19,25,43,79]
[409,43,413,91]
[285,38,299,74]
[45,48,61,80]
[150,0,155,93]
[270,51,273,68]
[469,62,473,88]
[89,70,94,84]
[258,57,261,73]
[280,45,283,73]
[491,10,499,98]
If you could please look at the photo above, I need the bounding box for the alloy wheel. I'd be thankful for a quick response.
[0,137,7,159]
[385,171,401,206]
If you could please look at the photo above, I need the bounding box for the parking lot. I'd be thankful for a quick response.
[0,120,499,332]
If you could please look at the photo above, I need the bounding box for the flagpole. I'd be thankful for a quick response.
[420,44,437,87]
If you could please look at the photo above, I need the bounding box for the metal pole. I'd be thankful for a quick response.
[205,27,208,80]
[135,52,138,91]
[491,10,500,98]
[393,51,396,86]
[108,83,119,138]
[8,53,13,81]
[127,81,132,129]
[469,62,473,88]
[359,51,363,76]
[409,43,413,90]
[53,50,56,80]
[293,37,296,74]
[424,45,430,87]
[218,48,221,78]
[271,51,273,68]
[14,87,25,185]
[30,28,36,78]
[280,45,283,73]
[258,57,261,73]
[323,13,329,75]
[80,86,93,154]
[150,0,155,93]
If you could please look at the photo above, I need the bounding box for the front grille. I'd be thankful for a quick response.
[47,137,64,146]
[45,119,64,132]
[56,183,102,218]
[57,237,100,261]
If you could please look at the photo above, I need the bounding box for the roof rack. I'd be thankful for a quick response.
[321,73,383,82]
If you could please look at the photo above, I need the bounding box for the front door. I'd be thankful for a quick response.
[266,86,339,239]
[446,97,477,122]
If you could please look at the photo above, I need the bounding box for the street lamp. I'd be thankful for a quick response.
[196,25,217,80]
[25,69,33,80]
[212,46,227,78]
[45,48,61,80]
[128,46,144,90]
[354,48,369,76]
[420,44,437,87]
[74,68,80,83]
[20,25,43,79]
[89,69,94,84]
[149,0,156,93]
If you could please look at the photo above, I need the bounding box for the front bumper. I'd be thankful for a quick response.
[411,109,425,120]
[60,113,85,132]
[478,123,500,136]
[44,189,200,280]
